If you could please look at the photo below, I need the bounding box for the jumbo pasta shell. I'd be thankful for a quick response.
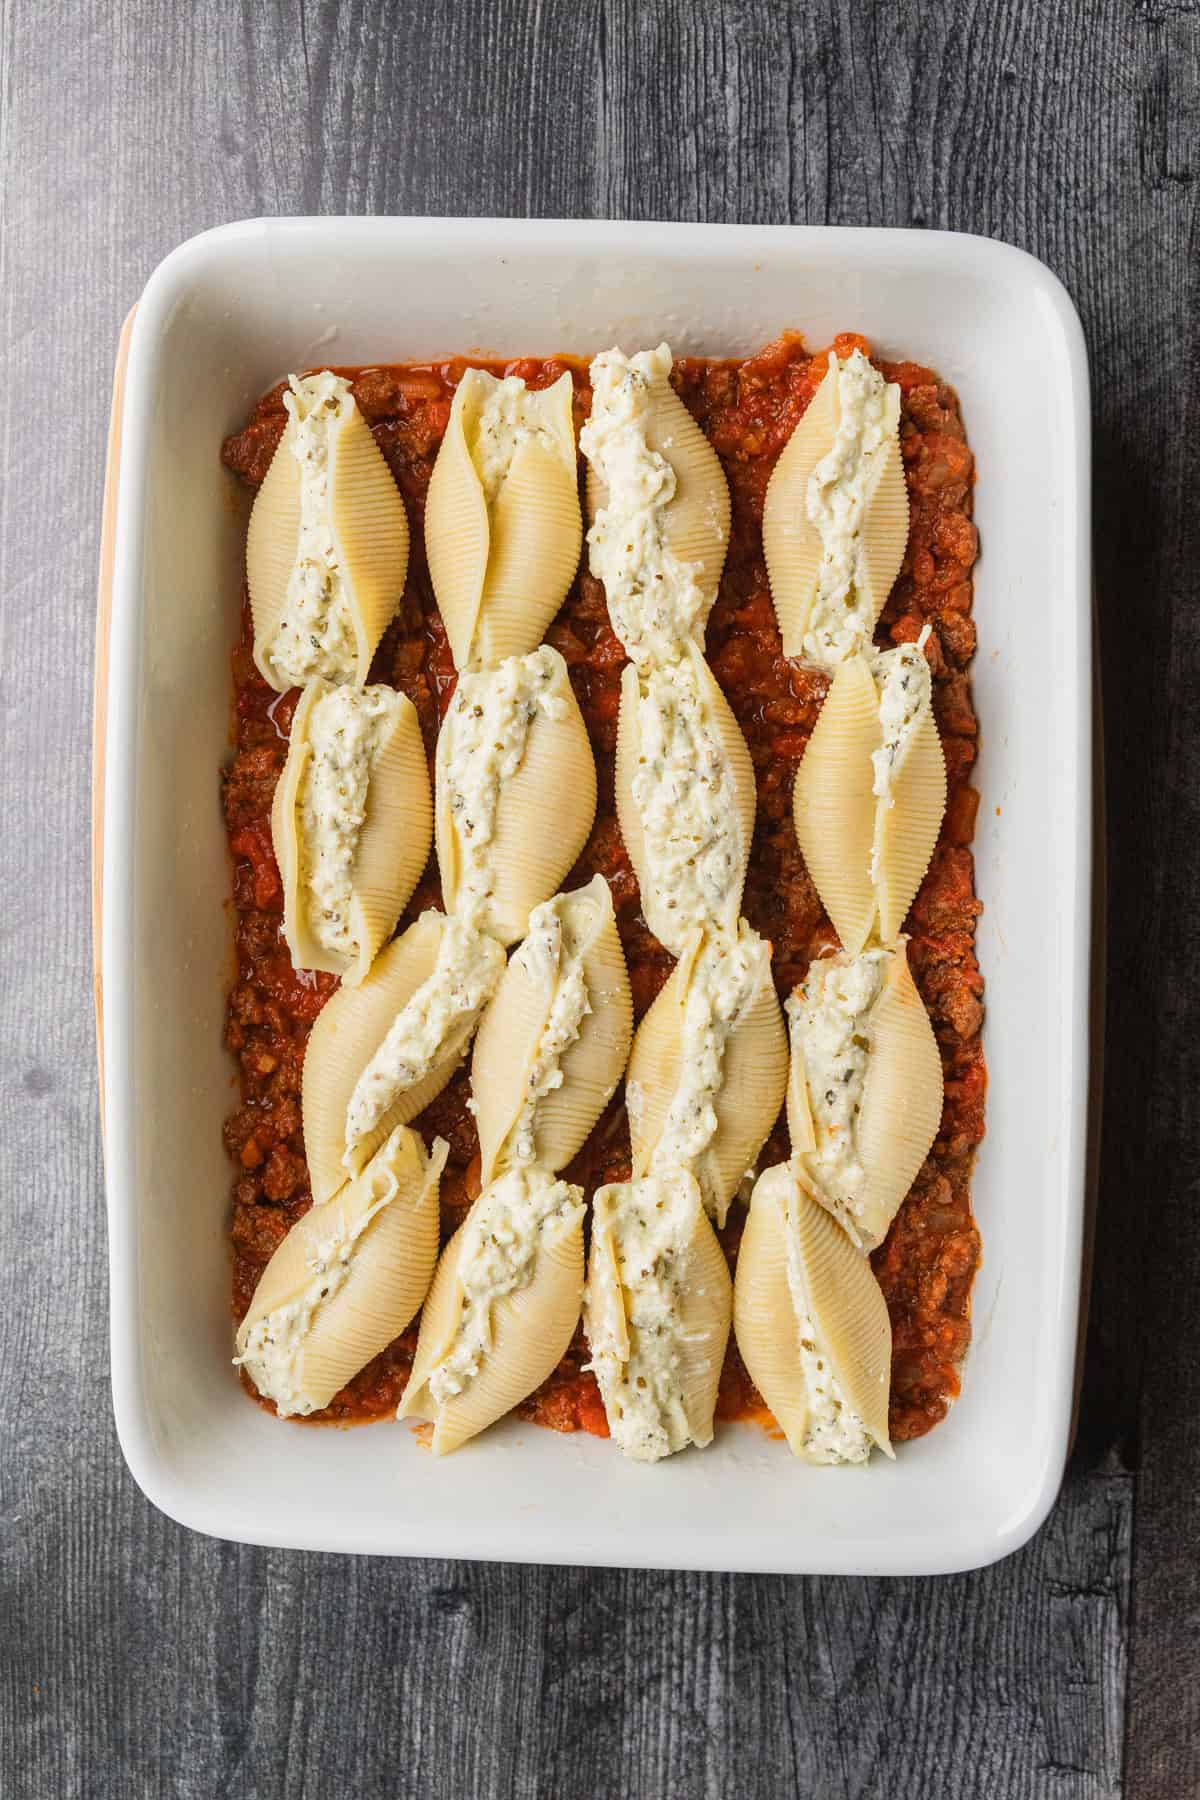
[472,876,633,1186]
[435,650,597,946]
[235,1125,446,1416]
[585,1173,732,1460]
[762,359,907,659]
[733,1162,892,1461]
[852,947,943,1249]
[873,703,947,942]
[625,928,787,1224]
[586,357,730,616]
[247,376,410,690]
[425,370,581,671]
[329,399,412,671]
[272,679,432,984]
[792,654,880,954]
[614,651,755,956]
[303,912,475,1204]
[398,1177,585,1454]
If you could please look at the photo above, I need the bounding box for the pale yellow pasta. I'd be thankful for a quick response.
[471,876,633,1187]
[235,1126,446,1418]
[398,1167,585,1454]
[424,369,582,672]
[247,372,410,691]
[733,1161,892,1463]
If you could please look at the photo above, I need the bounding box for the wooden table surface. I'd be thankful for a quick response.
[2,2,1196,1794]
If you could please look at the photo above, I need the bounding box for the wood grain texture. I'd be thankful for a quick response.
[0,0,1195,1794]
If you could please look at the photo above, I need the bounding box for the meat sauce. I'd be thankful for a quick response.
[220,334,984,1444]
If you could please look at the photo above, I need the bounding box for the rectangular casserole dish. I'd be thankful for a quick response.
[98,217,1091,1573]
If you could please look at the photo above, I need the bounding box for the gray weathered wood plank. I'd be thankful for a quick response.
[2,0,1195,1793]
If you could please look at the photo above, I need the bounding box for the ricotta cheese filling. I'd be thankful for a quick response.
[234,1186,393,1418]
[869,629,933,882]
[267,371,359,688]
[427,1168,583,1406]
[586,1174,706,1463]
[632,652,744,948]
[344,917,506,1159]
[501,898,592,1169]
[787,949,888,1243]
[581,344,714,663]
[441,646,569,932]
[802,349,894,669]
[648,924,770,1213]
[468,374,561,505]
[299,682,406,960]
[783,1204,873,1464]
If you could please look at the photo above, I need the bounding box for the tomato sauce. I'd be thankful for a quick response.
[220,333,984,1442]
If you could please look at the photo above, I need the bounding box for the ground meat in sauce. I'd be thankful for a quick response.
[220,335,984,1443]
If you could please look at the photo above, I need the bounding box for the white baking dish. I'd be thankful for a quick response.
[99,217,1091,1573]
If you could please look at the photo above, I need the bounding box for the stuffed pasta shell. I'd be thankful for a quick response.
[247,371,410,691]
[762,348,908,668]
[398,1166,585,1454]
[584,1171,732,1462]
[271,678,432,984]
[435,645,597,945]
[614,647,755,956]
[793,635,946,953]
[235,1125,446,1418]
[733,1162,893,1464]
[786,944,942,1251]
[581,343,731,663]
[624,923,787,1225]
[424,369,582,672]
[472,876,633,1187]
[302,910,505,1205]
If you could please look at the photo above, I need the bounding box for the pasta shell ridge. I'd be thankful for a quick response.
[700,939,788,1219]
[734,1163,892,1461]
[328,400,412,681]
[246,428,303,689]
[472,875,632,1185]
[793,654,880,955]
[476,434,582,667]
[854,945,944,1249]
[422,370,490,670]
[399,1174,586,1454]
[874,703,947,942]
[236,1125,446,1416]
[789,1178,892,1455]
[732,1162,811,1455]
[302,912,464,1204]
[760,362,839,656]
[856,389,909,629]
[625,932,693,1179]
[343,691,433,985]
